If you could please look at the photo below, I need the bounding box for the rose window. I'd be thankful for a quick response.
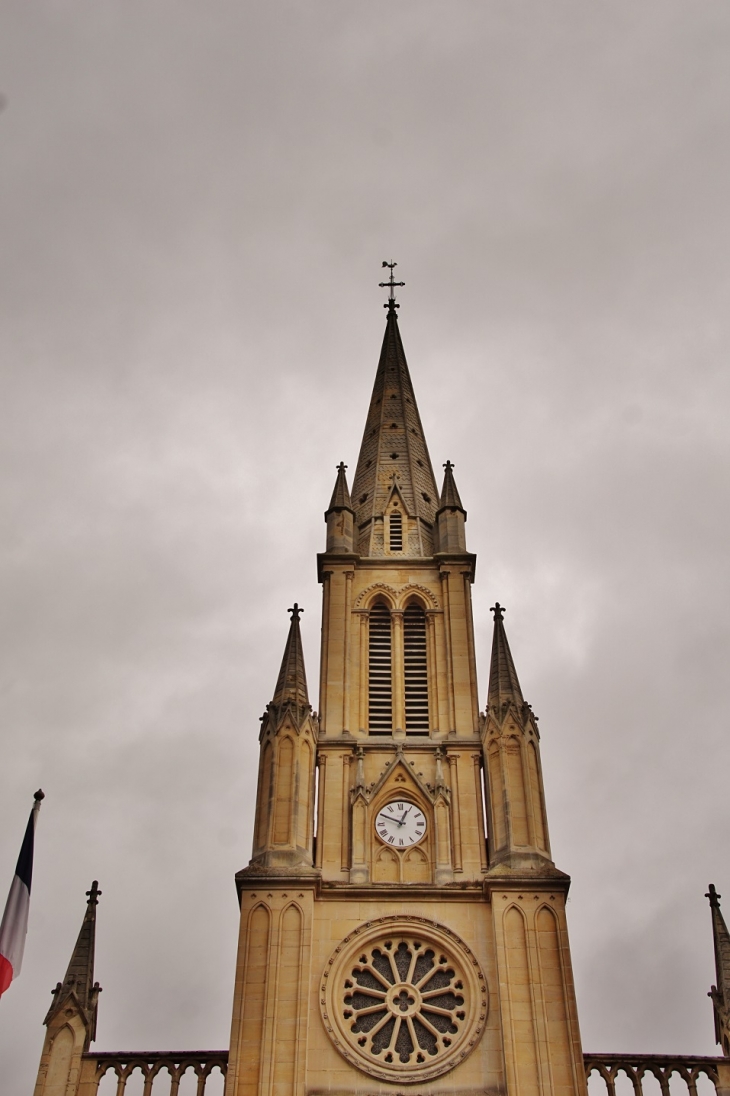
[320,917,487,1083]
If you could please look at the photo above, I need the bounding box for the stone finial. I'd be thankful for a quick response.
[86,881,101,906]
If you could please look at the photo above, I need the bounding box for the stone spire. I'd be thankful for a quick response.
[482,605,554,870]
[487,603,525,713]
[248,606,318,873]
[707,884,730,1054]
[437,460,464,513]
[326,462,353,513]
[350,308,439,556]
[44,881,102,1046]
[324,463,355,553]
[436,460,467,553]
[271,604,309,715]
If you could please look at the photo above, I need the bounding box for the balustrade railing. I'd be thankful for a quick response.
[78,1051,228,1095]
[585,1053,730,1096]
[76,1047,729,1095]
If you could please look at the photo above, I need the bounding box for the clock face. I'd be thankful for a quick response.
[375,800,427,848]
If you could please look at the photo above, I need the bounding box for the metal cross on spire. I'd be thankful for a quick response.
[379,261,405,311]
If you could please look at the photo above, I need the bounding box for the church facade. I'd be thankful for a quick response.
[32,291,730,1096]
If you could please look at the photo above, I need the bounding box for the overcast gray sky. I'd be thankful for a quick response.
[1,3,730,1093]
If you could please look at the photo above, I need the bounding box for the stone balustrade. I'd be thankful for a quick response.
[585,1053,730,1096]
[77,1051,228,1095]
[73,1048,730,1094]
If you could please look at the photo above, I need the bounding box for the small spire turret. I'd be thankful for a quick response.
[270,604,310,716]
[41,881,102,1066]
[487,604,525,713]
[707,884,730,1054]
[482,605,554,870]
[435,461,467,553]
[248,608,318,873]
[324,463,355,553]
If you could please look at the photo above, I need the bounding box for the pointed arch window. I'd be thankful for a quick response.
[368,602,392,732]
[404,603,429,732]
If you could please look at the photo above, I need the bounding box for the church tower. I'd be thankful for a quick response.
[226,280,588,1096]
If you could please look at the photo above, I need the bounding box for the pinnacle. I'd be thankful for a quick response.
[59,881,99,1010]
[326,462,353,514]
[487,604,525,712]
[436,460,465,515]
[708,884,730,1017]
[271,605,309,712]
[45,881,102,1037]
[350,309,439,556]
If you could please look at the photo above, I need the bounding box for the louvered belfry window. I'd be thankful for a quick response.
[404,603,429,732]
[389,510,403,552]
[368,602,393,732]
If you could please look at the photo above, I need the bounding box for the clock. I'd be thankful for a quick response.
[375,800,427,848]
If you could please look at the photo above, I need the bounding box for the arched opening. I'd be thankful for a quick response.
[404,603,429,732]
[369,602,392,732]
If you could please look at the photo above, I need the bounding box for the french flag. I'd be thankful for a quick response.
[0,790,44,997]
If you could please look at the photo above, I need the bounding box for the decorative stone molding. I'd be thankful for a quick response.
[354,582,440,611]
[354,583,399,610]
[320,916,487,1084]
[397,583,440,610]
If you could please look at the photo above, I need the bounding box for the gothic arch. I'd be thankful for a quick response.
[354,582,398,610]
[535,904,574,1096]
[241,904,270,1096]
[373,845,399,882]
[273,736,296,844]
[396,583,439,610]
[369,779,433,875]
[402,844,429,882]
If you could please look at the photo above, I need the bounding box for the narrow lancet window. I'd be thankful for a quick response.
[389,510,403,552]
[404,603,429,732]
[368,602,392,732]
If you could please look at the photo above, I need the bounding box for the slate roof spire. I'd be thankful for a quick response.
[350,304,439,556]
[487,603,525,712]
[271,604,309,713]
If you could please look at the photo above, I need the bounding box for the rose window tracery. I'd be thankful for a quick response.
[321,918,487,1083]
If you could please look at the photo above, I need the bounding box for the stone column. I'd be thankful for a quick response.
[447,753,463,872]
[392,609,405,735]
[426,610,440,735]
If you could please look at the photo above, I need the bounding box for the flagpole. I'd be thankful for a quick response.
[32,789,45,823]
[0,789,45,998]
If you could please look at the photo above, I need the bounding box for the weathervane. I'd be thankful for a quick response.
[379,261,405,311]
